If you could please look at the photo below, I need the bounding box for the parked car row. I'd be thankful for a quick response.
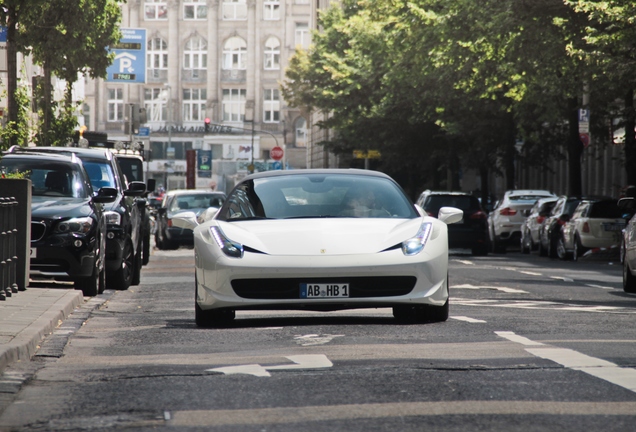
[1,144,151,296]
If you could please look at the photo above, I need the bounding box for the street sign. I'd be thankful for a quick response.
[0,26,7,72]
[579,133,590,148]
[137,127,150,137]
[270,146,284,161]
[272,161,282,170]
[106,28,146,83]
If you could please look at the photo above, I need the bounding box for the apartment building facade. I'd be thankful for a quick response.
[82,0,322,192]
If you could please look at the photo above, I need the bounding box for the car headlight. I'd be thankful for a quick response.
[210,226,243,258]
[104,211,121,225]
[55,217,93,234]
[401,222,433,256]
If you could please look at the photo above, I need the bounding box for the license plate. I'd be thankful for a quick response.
[30,248,37,258]
[300,283,349,298]
[603,223,624,232]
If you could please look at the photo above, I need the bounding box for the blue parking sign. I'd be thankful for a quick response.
[106,28,146,83]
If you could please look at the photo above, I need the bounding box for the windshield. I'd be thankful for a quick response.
[0,159,89,198]
[169,194,226,212]
[83,160,117,191]
[217,173,418,221]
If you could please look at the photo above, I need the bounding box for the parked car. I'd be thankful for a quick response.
[155,189,227,250]
[559,199,626,261]
[488,189,556,253]
[169,169,463,327]
[538,195,610,258]
[417,191,489,255]
[0,151,117,296]
[16,146,147,290]
[520,197,558,254]
[619,196,636,292]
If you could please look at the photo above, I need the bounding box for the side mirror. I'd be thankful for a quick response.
[171,211,199,230]
[93,187,118,204]
[147,178,156,194]
[438,206,463,225]
[124,181,146,197]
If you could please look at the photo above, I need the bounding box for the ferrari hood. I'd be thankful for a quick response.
[211,218,425,256]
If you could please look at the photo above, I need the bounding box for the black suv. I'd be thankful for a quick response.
[112,149,155,266]
[416,191,489,255]
[18,147,146,290]
[0,152,117,296]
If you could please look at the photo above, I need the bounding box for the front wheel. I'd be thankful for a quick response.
[393,300,449,324]
[108,240,134,290]
[624,259,636,293]
[556,236,570,260]
[75,264,100,296]
[195,276,235,327]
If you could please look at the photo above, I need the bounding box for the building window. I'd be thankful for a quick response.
[144,87,168,122]
[107,88,124,122]
[184,0,207,20]
[264,37,280,70]
[295,117,307,147]
[222,0,247,20]
[222,37,247,70]
[184,37,207,69]
[263,89,280,123]
[264,0,280,20]
[145,0,167,20]
[82,103,90,128]
[222,88,246,122]
[183,88,207,122]
[147,37,168,75]
[295,22,310,49]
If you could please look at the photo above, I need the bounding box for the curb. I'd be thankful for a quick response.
[0,289,84,375]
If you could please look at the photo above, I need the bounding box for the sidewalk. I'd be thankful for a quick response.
[0,288,84,375]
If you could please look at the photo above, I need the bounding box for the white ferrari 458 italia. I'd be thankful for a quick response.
[172,169,463,327]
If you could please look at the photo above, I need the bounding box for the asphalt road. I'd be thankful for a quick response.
[1,246,635,431]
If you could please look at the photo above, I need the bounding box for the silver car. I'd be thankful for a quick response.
[488,189,556,253]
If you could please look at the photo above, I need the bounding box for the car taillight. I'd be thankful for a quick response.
[557,218,567,226]
[470,211,487,220]
[426,211,435,217]
[167,219,173,227]
[537,216,545,224]
[499,207,517,216]
[582,222,590,233]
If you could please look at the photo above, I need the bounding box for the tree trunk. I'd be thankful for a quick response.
[624,89,636,186]
[567,97,583,196]
[504,111,516,190]
[42,60,53,146]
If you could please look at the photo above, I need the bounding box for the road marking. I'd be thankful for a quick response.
[452,284,528,294]
[169,401,636,426]
[451,316,486,323]
[294,334,343,346]
[454,259,474,265]
[550,276,574,282]
[456,298,631,313]
[140,276,194,285]
[586,284,613,290]
[519,270,542,276]
[498,331,636,394]
[205,354,333,377]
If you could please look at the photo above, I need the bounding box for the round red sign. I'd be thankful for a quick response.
[270,146,284,160]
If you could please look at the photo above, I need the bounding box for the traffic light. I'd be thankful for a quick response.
[204,117,210,133]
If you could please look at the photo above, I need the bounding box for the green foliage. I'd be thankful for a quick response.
[0,72,32,150]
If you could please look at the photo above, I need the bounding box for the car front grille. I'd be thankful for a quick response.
[232,276,416,300]
[31,222,47,242]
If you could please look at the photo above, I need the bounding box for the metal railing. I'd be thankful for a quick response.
[0,196,19,300]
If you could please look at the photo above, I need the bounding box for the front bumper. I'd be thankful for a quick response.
[194,237,449,312]
[30,235,98,281]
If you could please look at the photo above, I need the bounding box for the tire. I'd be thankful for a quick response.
[97,266,106,294]
[538,238,547,257]
[491,236,506,254]
[142,232,150,265]
[548,235,558,259]
[556,236,570,260]
[131,244,142,286]
[520,234,530,254]
[471,245,488,256]
[75,264,99,297]
[195,275,235,327]
[573,235,586,261]
[108,240,134,290]
[623,258,636,293]
[393,300,449,324]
